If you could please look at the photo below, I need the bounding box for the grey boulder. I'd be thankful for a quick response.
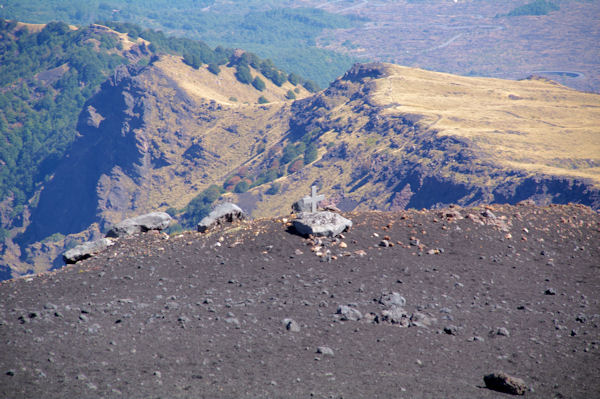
[63,238,115,264]
[105,212,172,238]
[292,211,352,237]
[197,203,247,233]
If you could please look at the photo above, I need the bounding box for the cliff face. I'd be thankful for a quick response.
[18,64,149,246]
[4,61,600,279]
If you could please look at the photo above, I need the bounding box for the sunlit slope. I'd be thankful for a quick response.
[372,64,600,185]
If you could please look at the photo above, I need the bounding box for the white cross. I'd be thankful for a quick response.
[303,185,324,213]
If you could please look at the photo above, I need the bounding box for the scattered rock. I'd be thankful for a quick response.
[316,346,334,356]
[495,327,510,337]
[443,325,458,335]
[106,212,172,238]
[545,288,556,295]
[336,305,362,321]
[63,238,115,264]
[380,307,409,326]
[484,371,527,395]
[378,292,406,307]
[197,203,247,233]
[292,211,352,237]
[282,318,301,332]
[410,312,437,328]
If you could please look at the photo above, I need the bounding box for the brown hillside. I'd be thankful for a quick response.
[4,62,600,279]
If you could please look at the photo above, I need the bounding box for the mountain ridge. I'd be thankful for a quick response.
[3,56,600,279]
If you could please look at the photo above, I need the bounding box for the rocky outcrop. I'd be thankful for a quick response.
[292,211,352,237]
[484,372,527,395]
[63,238,115,264]
[105,212,172,238]
[197,203,247,233]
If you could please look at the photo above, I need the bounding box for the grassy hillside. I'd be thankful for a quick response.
[0,19,314,240]
[371,65,600,185]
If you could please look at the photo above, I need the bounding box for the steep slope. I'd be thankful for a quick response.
[241,63,600,217]
[4,62,600,279]
[8,54,308,275]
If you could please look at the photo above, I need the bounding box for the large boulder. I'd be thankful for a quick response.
[484,372,527,395]
[292,211,352,237]
[105,212,172,238]
[63,238,115,264]
[197,203,247,233]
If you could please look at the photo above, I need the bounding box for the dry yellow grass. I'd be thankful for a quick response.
[155,55,309,105]
[372,64,600,185]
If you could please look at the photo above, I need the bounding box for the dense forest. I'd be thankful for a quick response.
[0,18,313,239]
[0,19,128,238]
[0,0,364,87]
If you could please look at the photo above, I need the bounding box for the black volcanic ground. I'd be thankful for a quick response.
[1,204,598,398]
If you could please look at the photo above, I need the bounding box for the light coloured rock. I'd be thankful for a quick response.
[282,318,300,332]
[379,292,407,307]
[63,238,115,264]
[292,211,352,237]
[197,203,247,233]
[336,305,362,321]
[106,212,172,238]
[381,307,409,326]
[316,346,334,356]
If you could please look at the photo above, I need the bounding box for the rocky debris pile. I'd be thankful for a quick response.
[105,212,172,238]
[63,238,115,264]
[63,212,172,264]
[293,211,352,237]
[484,372,527,395]
[197,203,247,233]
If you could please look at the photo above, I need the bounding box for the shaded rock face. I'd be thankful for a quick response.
[483,372,527,395]
[17,64,148,246]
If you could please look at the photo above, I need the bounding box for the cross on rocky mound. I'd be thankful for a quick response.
[292,186,352,237]
[293,185,325,213]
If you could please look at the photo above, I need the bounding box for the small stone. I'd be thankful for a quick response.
[545,288,556,295]
[154,371,162,378]
[316,346,334,356]
[496,327,510,337]
[336,305,362,321]
[443,325,458,335]
[6,370,15,376]
[378,292,406,307]
[379,239,390,247]
[282,318,301,332]
[484,371,527,395]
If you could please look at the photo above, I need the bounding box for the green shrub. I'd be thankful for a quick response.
[208,63,220,75]
[252,76,266,91]
[235,64,252,84]
[285,90,296,100]
[304,143,318,164]
[234,181,250,193]
[257,95,269,104]
[266,183,280,195]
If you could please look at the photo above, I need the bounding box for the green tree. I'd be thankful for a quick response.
[207,63,220,75]
[252,76,266,91]
[285,90,296,100]
[235,64,252,84]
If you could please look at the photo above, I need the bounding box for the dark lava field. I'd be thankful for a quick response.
[0,203,599,398]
